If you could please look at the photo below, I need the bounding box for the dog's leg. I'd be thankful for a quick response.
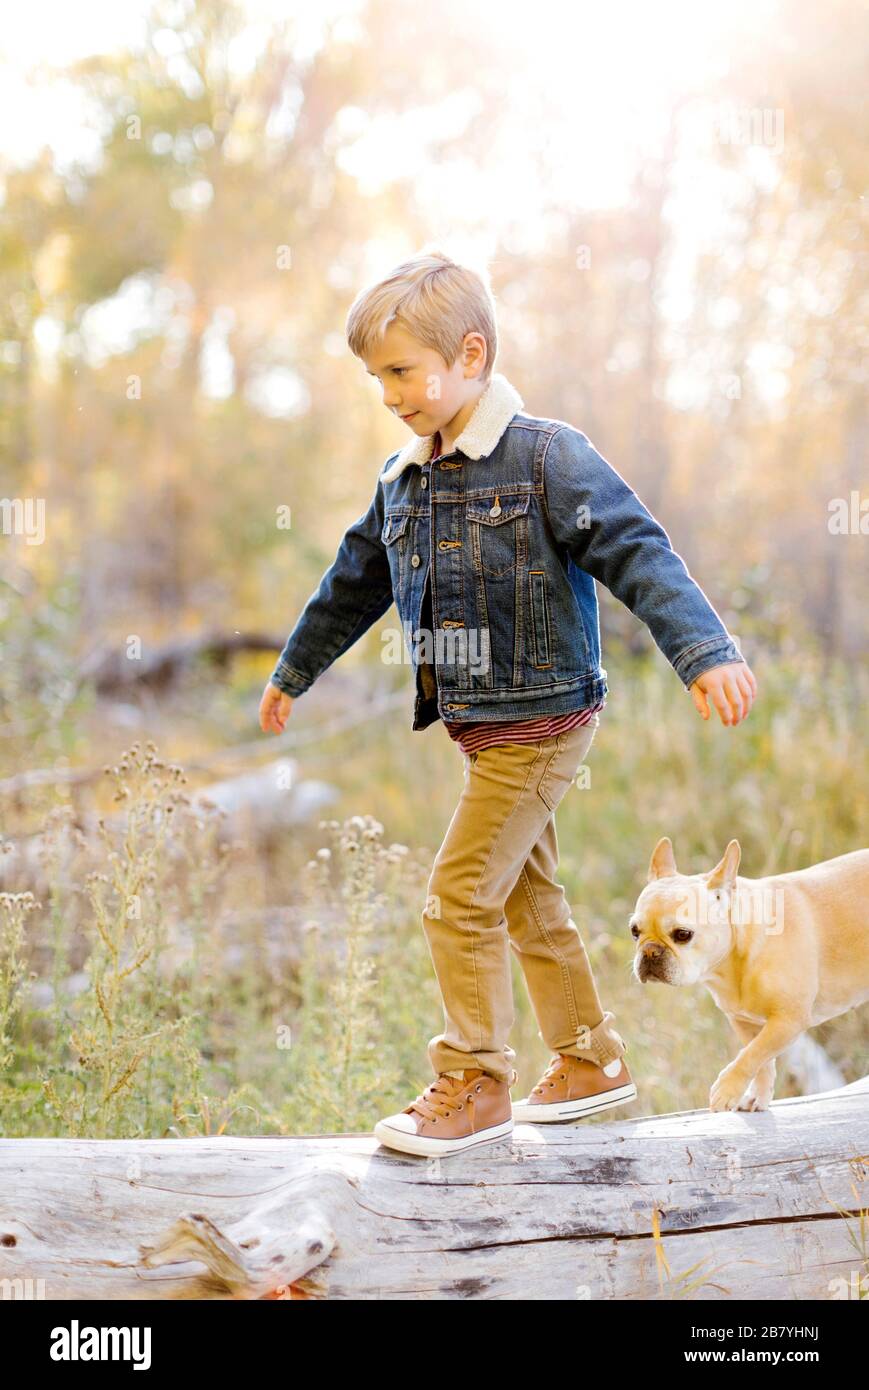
[710,1013,805,1112]
[727,1017,776,1111]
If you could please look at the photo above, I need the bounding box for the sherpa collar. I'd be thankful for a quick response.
[380,372,524,483]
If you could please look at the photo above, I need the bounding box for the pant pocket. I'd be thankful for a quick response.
[537,725,598,812]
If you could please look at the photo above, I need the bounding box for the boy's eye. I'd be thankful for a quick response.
[393,367,407,377]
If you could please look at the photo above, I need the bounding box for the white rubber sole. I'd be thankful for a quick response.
[512,1082,637,1123]
[373,1116,514,1157]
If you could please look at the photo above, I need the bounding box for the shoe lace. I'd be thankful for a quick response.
[531,1054,571,1096]
[409,1068,518,1123]
[409,1075,478,1123]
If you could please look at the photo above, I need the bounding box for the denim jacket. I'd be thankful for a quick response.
[270,372,744,730]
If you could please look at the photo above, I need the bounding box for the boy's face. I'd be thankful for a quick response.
[362,321,486,440]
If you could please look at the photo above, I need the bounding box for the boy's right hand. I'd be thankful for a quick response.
[259,681,292,734]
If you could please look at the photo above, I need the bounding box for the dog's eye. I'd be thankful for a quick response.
[629,921,640,938]
[671,928,694,944]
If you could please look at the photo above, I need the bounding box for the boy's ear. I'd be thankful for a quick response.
[647,836,678,881]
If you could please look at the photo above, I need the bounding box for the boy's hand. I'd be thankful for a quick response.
[260,681,293,734]
[689,660,757,726]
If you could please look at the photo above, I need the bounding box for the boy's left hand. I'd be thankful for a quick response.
[690,660,757,726]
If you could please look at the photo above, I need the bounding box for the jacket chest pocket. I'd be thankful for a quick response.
[382,511,410,582]
[382,512,410,546]
[466,493,530,579]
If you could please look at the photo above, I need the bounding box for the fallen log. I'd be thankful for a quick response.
[781,1032,846,1094]
[1,1075,867,1300]
[0,688,407,800]
[77,631,288,696]
[0,757,338,891]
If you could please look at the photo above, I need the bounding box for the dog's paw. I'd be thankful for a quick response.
[736,1093,764,1111]
[709,1070,750,1112]
[737,1081,773,1111]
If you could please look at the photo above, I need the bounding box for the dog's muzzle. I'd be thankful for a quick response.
[635,941,675,984]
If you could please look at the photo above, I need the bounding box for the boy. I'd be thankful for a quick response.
[259,250,758,1158]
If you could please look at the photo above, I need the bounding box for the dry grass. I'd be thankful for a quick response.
[0,653,866,1145]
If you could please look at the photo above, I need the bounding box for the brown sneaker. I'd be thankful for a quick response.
[374,1068,517,1157]
[512,1053,637,1122]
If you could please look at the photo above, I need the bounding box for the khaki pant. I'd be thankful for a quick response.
[422,715,626,1083]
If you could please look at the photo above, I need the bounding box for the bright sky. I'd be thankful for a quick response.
[0,0,361,169]
[0,0,790,411]
[0,0,783,192]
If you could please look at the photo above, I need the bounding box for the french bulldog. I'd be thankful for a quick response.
[630,837,869,1111]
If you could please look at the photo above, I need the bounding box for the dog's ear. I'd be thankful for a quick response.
[648,836,678,881]
[706,839,741,889]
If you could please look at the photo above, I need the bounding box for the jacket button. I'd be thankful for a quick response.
[489,502,502,518]
[411,554,421,567]
[384,520,391,538]
[421,476,428,489]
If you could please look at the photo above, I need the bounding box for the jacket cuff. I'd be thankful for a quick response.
[673,636,745,689]
[269,659,312,698]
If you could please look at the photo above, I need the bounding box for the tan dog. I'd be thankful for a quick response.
[630,838,869,1111]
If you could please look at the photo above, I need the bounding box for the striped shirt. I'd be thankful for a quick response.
[418,430,606,753]
[444,700,605,755]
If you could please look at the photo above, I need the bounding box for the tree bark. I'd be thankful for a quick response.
[1,1075,867,1300]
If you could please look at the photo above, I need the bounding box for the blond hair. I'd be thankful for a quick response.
[345,248,498,382]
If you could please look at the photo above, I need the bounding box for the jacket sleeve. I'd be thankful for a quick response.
[542,425,745,689]
[269,471,395,699]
